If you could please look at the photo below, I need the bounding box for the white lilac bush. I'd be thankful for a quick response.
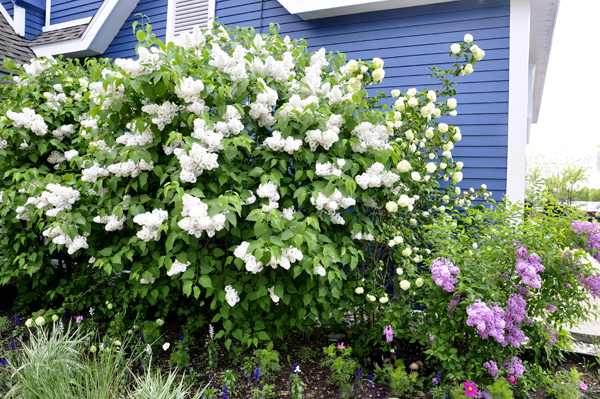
[0,21,487,348]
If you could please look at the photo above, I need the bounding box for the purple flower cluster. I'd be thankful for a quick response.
[545,304,557,313]
[466,300,506,344]
[504,357,525,375]
[483,360,499,378]
[431,258,460,292]
[503,294,527,348]
[572,221,600,262]
[432,371,441,385]
[515,246,545,289]
[383,325,394,342]
[578,274,600,297]
[546,325,558,346]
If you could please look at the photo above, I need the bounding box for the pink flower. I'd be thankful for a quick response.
[429,334,435,341]
[464,381,478,398]
[76,316,83,323]
[580,382,588,391]
[508,374,517,384]
[337,342,346,350]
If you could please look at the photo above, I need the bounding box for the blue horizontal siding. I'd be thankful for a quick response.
[1,0,14,19]
[24,8,44,40]
[50,0,103,25]
[102,0,168,60]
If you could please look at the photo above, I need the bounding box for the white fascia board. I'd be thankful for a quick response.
[1,2,14,28]
[42,17,92,32]
[165,0,175,43]
[505,0,530,204]
[45,0,50,26]
[277,0,456,20]
[31,0,140,58]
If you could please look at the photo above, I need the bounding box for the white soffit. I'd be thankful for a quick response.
[276,0,457,20]
[31,0,140,58]
[529,0,560,124]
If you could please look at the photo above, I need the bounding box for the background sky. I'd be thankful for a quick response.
[528,0,600,187]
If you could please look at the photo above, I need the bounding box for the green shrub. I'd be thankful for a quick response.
[253,342,281,380]
[487,378,513,399]
[547,367,583,399]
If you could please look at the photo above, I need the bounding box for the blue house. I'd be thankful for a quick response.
[0,0,559,202]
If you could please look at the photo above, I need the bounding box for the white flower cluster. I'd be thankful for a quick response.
[304,114,344,151]
[107,159,154,178]
[315,159,345,177]
[64,150,78,162]
[282,206,295,221]
[115,47,162,78]
[89,71,125,109]
[209,44,248,84]
[279,94,318,119]
[243,190,256,205]
[167,260,190,276]
[47,151,66,166]
[178,194,226,238]
[133,209,169,242]
[263,131,302,154]
[7,108,48,136]
[177,26,206,50]
[174,143,219,183]
[215,105,244,137]
[249,80,278,128]
[42,225,88,254]
[81,161,110,183]
[115,123,155,147]
[26,183,80,217]
[141,101,179,131]
[43,90,67,111]
[248,51,295,82]
[174,76,204,103]
[355,162,400,190]
[225,285,240,307]
[265,246,304,270]
[301,48,329,96]
[313,264,326,276]
[351,122,391,153]
[256,181,280,210]
[22,56,55,77]
[93,213,126,231]
[397,194,417,211]
[0,139,7,149]
[234,241,264,274]
[351,231,375,241]
[310,189,355,225]
[163,139,182,155]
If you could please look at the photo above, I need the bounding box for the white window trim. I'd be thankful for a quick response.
[31,0,140,58]
[43,17,93,32]
[13,5,26,36]
[276,0,456,20]
[166,0,216,44]
[505,0,531,204]
[0,2,14,28]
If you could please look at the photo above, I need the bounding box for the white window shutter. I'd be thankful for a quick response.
[166,0,215,42]
[176,0,210,35]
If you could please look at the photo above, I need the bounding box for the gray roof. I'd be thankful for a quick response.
[0,13,35,73]
[0,12,87,74]
[31,24,87,46]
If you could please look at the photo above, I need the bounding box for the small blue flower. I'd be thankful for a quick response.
[253,367,261,381]
[357,368,362,381]
[0,358,7,367]
[367,374,374,382]
[9,337,16,351]
[63,312,69,319]
[14,316,20,325]
[138,331,143,340]
[179,332,185,341]
[222,385,229,399]
[209,375,212,381]
[292,362,298,372]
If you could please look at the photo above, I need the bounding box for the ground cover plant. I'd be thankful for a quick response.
[2,17,600,399]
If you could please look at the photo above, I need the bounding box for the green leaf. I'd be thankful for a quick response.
[198,275,213,289]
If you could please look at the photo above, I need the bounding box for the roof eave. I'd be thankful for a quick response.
[30,0,140,58]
